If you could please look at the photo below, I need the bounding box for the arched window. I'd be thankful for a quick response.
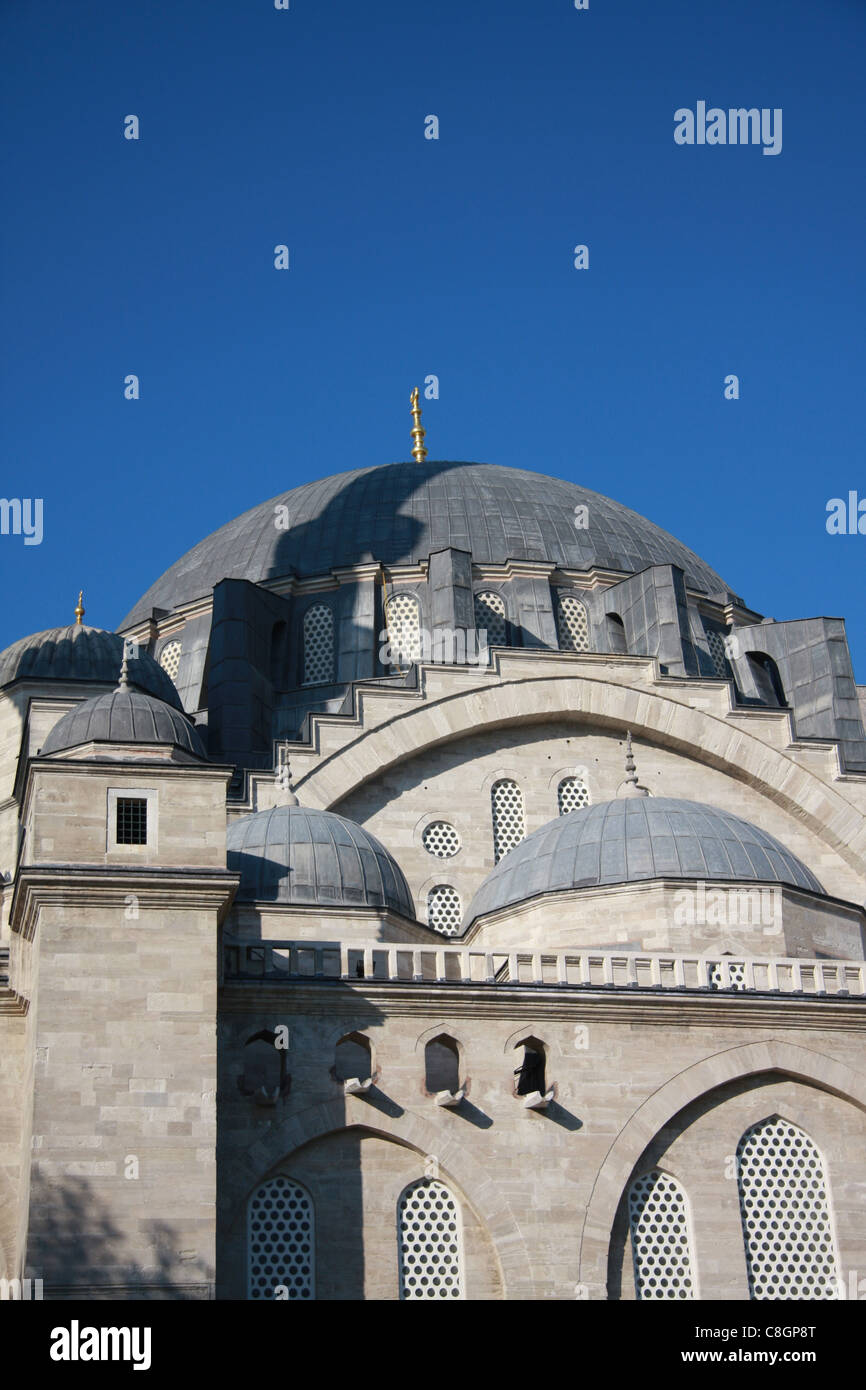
[386,592,422,667]
[491,778,525,863]
[746,652,787,708]
[303,603,334,685]
[398,1179,464,1300]
[557,594,590,652]
[628,1170,696,1300]
[334,1032,373,1084]
[159,639,182,681]
[736,1116,840,1300]
[474,591,507,647]
[424,1035,461,1094]
[513,1037,546,1096]
[605,612,628,654]
[557,774,590,815]
[248,1175,314,1300]
[426,884,462,936]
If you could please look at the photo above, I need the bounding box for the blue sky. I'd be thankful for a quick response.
[1,0,864,672]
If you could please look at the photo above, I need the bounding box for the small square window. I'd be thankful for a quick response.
[116,797,147,845]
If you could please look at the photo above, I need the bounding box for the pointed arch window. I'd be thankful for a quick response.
[628,1170,696,1300]
[398,1179,464,1300]
[303,603,334,685]
[247,1175,314,1300]
[736,1116,840,1300]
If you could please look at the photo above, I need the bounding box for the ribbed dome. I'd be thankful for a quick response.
[465,797,824,925]
[0,625,182,709]
[120,461,730,626]
[40,688,207,759]
[226,803,414,913]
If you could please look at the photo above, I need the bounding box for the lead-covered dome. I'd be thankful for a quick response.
[226,803,414,913]
[120,461,729,626]
[0,625,182,709]
[41,688,207,759]
[465,796,824,925]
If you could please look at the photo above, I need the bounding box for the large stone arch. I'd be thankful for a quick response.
[222,1097,533,1297]
[295,673,866,875]
[578,1039,866,1296]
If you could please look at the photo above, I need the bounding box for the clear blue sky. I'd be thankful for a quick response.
[2,0,864,672]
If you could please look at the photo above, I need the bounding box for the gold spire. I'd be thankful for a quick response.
[410,386,428,464]
[74,591,85,625]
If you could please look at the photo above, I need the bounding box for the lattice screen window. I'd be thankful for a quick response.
[303,603,334,685]
[248,1175,314,1301]
[474,591,507,647]
[426,884,462,936]
[736,1117,840,1301]
[159,639,182,681]
[557,775,590,815]
[705,627,730,679]
[422,821,461,858]
[708,960,747,991]
[386,593,422,666]
[398,1179,464,1300]
[628,1170,696,1300]
[491,778,525,863]
[557,594,590,652]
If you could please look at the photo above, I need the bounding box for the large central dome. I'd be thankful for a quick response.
[120,461,728,627]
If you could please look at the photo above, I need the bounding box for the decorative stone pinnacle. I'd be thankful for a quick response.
[619,730,649,798]
[410,386,428,464]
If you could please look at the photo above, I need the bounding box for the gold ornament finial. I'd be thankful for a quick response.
[410,386,428,464]
[74,591,85,625]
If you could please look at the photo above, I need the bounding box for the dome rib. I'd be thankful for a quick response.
[0,625,183,709]
[40,689,207,760]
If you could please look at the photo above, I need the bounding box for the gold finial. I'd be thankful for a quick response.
[410,386,428,464]
[74,590,85,625]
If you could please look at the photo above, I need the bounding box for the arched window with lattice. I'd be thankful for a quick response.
[557,775,590,815]
[302,603,334,686]
[627,1169,696,1300]
[426,884,462,936]
[491,778,525,863]
[247,1175,314,1300]
[398,1179,464,1300]
[556,594,590,652]
[385,592,422,667]
[474,591,508,648]
[159,639,182,681]
[736,1116,840,1300]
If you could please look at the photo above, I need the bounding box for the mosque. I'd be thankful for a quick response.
[1,393,865,1301]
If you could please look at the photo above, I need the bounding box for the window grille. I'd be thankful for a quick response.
[386,593,422,666]
[708,960,747,991]
[628,1170,696,1300]
[398,1180,464,1300]
[426,885,462,935]
[737,1117,840,1301]
[557,594,590,652]
[116,798,147,845]
[557,775,590,815]
[303,604,334,685]
[491,778,525,863]
[474,591,507,647]
[422,822,461,858]
[158,640,182,680]
[248,1175,314,1301]
[705,628,729,678]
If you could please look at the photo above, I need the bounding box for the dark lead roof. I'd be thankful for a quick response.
[226,803,414,914]
[465,796,825,925]
[40,688,207,759]
[0,625,182,709]
[120,460,729,626]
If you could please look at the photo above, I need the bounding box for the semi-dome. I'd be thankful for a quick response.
[226,803,414,913]
[40,687,207,759]
[120,461,730,626]
[0,624,182,709]
[465,796,824,925]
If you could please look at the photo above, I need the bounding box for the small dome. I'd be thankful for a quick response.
[0,625,182,709]
[226,803,414,914]
[465,796,824,924]
[40,688,206,759]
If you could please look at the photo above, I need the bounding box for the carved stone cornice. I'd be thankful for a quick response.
[11,864,240,940]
